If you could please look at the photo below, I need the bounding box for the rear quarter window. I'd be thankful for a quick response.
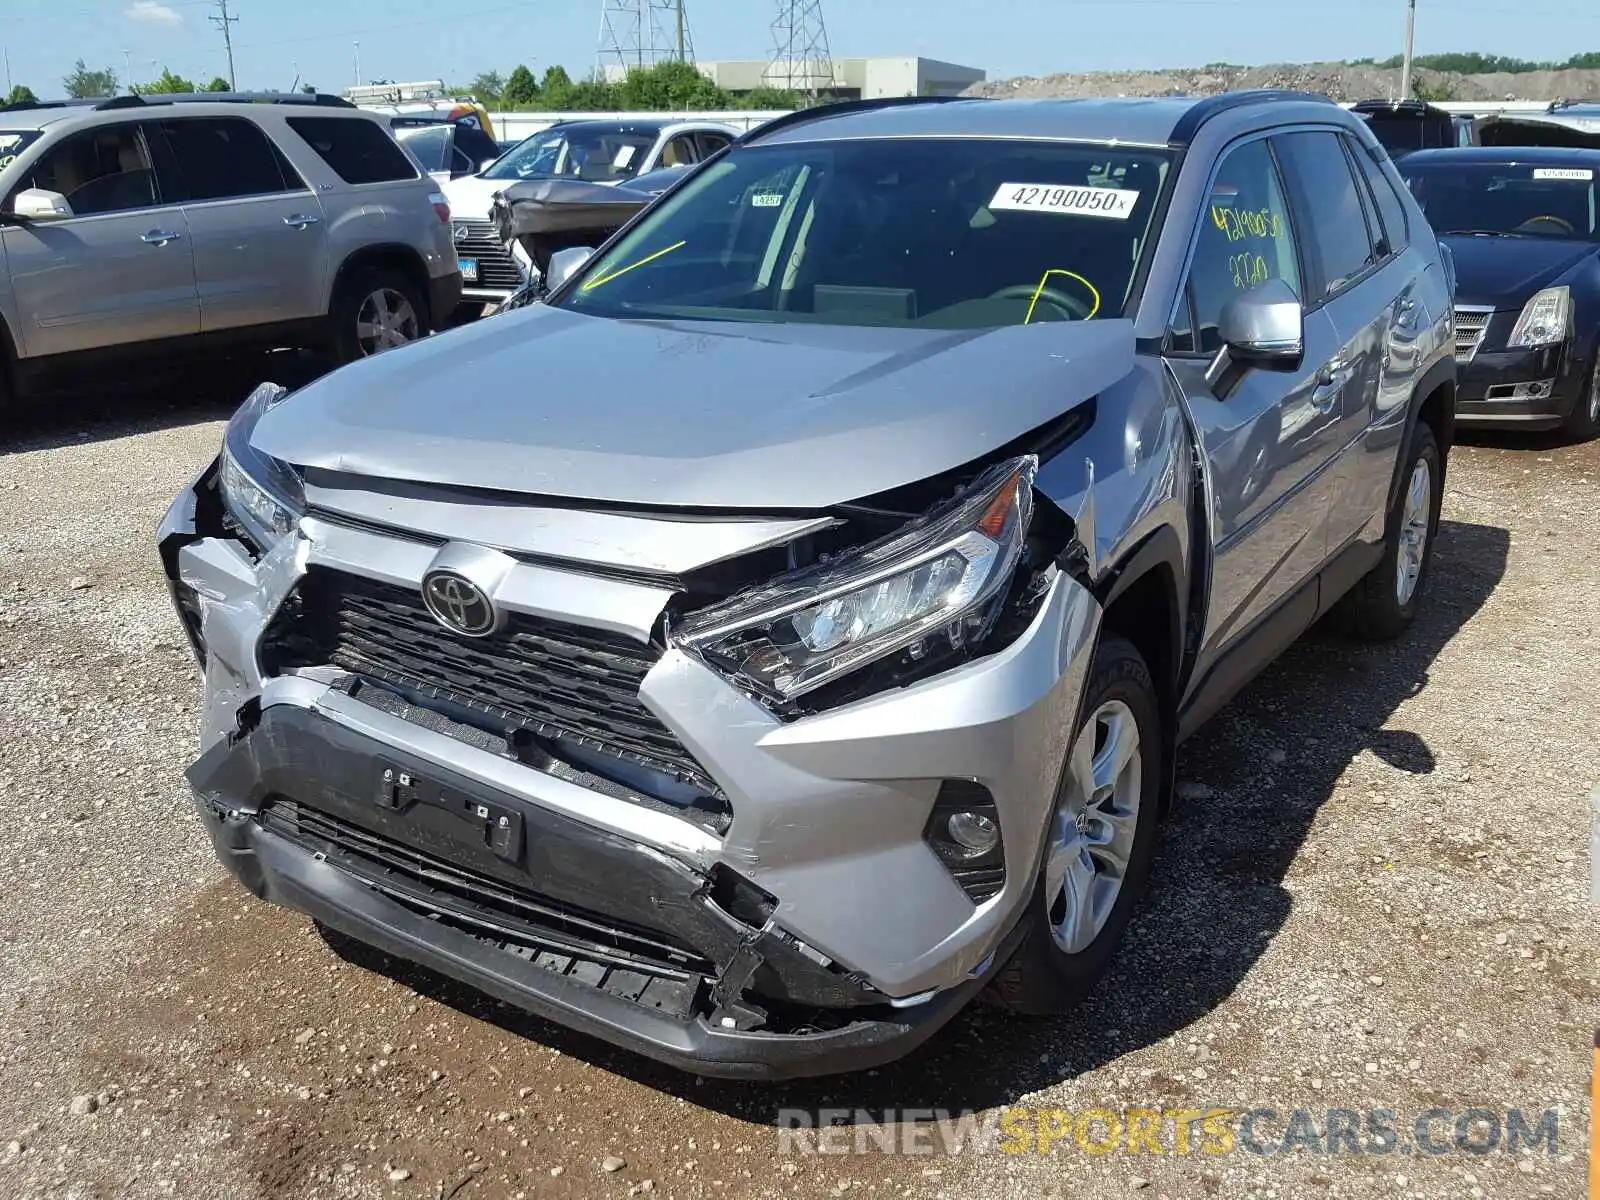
[285,116,418,185]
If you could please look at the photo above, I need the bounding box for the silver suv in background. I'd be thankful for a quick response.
[0,92,461,411]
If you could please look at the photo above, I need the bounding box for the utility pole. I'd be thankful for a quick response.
[353,41,361,86]
[209,0,239,90]
[676,0,686,62]
[1400,0,1417,100]
[122,49,132,92]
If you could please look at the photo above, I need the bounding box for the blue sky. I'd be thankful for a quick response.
[1,0,1596,97]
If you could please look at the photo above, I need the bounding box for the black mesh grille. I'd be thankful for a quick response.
[261,568,719,794]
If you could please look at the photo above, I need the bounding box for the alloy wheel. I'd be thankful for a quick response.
[355,288,421,356]
[1044,699,1143,955]
[1395,458,1433,607]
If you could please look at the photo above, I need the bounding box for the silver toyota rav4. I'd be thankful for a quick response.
[159,92,1457,1079]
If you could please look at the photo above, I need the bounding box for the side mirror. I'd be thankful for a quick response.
[546,246,595,293]
[1205,278,1304,394]
[12,188,73,221]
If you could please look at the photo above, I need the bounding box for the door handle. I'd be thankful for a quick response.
[283,214,321,229]
[140,230,182,246]
[1311,358,1351,412]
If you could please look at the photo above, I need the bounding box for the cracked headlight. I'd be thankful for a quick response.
[1506,286,1573,349]
[219,383,304,550]
[676,456,1038,702]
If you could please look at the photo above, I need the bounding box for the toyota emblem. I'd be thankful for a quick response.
[421,571,497,637]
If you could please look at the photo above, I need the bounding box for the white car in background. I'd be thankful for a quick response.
[445,118,738,306]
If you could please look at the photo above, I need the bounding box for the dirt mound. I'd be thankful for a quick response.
[963,60,1600,104]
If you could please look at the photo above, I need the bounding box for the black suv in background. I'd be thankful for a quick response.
[1352,99,1474,159]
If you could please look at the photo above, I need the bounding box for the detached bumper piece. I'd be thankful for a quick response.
[188,703,991,1079]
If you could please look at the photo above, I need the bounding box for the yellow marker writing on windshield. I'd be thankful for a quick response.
[1025,269,1102,325]
[580,240,687,293]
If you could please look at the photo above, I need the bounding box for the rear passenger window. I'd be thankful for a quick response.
[1352,142,1410,252]
[286,117,418,185]
[1176,137,1302,354]
[154,118,296,201]
[1273,131,1378,299]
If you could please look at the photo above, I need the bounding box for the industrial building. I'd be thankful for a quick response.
[601,55,986,99]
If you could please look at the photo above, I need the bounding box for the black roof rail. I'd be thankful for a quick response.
[738,94,980,144]
[1168,88,1339,146]
[0,97,107,113]
[94,90,355,111]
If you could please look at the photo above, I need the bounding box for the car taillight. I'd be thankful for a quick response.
[429,192,451,223]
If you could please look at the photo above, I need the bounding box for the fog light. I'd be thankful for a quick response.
[947,811,999,855]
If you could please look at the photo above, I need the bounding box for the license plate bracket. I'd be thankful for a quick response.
[374,762,524,862]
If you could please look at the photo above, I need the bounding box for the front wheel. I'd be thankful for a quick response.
[331,268,428,364]
[1560,350,1600,442]
[1334,422,1442,642]
[988,634,1163,1016]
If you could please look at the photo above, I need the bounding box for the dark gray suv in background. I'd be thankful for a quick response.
[161,91,1456,1078]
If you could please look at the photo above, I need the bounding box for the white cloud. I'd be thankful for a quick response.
[125,1,183,27]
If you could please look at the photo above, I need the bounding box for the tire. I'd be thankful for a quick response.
[330,267,429,365]
[987,634,1163,1016]
[1333,422,1442,642]
[1560,349,1600,442]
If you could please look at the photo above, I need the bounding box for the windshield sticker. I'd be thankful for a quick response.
[989,183,1140,220]
[752,192,785,207]
[1531,167,1594,181]
[613,144,637,169]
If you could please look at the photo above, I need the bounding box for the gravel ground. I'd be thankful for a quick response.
[0,380,1595,1200]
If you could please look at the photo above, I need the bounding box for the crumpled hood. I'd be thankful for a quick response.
[1443,234,1597,307]
[251,305,1135,511]
[440,173,518,220]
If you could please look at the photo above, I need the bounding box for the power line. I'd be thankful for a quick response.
[209,0,238,90]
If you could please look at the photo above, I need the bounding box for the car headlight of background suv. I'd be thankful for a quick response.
[1506,285,1573,349]
[675,456,1039,703]
[219,382,305,551]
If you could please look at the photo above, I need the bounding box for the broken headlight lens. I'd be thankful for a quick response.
[1506,286,1573,349]
[219,383,304,550]
[675,456,1038,702]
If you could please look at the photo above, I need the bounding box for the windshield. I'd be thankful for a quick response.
[482,125,659,183]
[556,139,1173,329]
[1400,159,1598,240]
[0,130,42,170]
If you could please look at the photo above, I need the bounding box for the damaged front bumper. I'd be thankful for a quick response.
[158,465,1102,1079]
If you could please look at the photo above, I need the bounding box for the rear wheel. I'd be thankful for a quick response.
[988,635,1162,1016]
[1560,350,1600,442]
[331,267,428,364]
[1334,422,1442,642]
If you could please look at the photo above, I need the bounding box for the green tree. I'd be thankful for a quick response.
[564,77,619,110]
[5,84,39,106]
[63,59,118,99]
[138,68,199,95]
[616,61,728,111]
[469,70,505,104]
[539,64,574,107]
[738,85,799,110]
[502,64,539,106]
[300,83,316,94]
[205,77,231,92]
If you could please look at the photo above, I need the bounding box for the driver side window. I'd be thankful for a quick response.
[1174,138,1301,354]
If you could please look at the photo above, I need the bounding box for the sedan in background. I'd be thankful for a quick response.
[1399,146,1600,439]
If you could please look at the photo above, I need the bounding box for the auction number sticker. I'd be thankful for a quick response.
[1532,167,1593,181]
[751,192,785,207]
[990,183,1140,220]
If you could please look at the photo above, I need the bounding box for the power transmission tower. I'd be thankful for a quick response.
[768,0,832,100]
[597,1,694,75]
[209,0,239,90]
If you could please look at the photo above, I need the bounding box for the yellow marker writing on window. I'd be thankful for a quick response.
[1025,269,1102,325]
[580,240,688,293]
